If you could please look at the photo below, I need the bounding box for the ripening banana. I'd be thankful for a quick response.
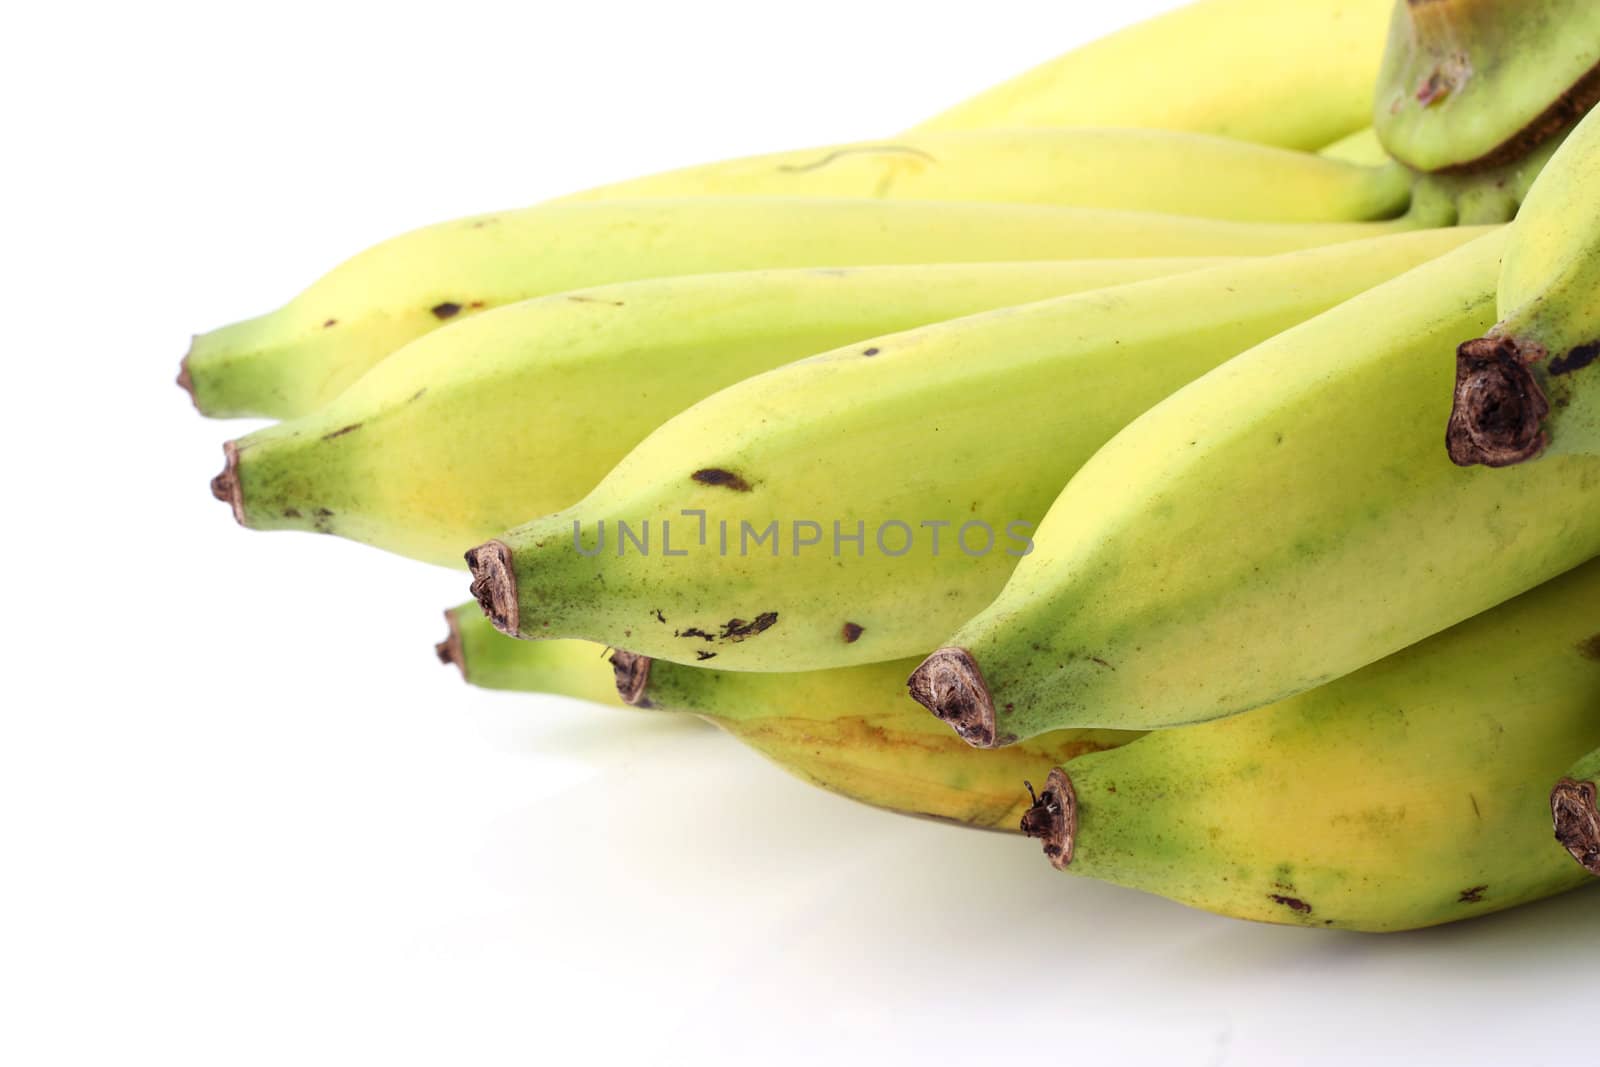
[210,259,1233,566]
[1318,126,1390,167]
[466,228,1485,672]
[913,0,1392,151]
[909,228,1600,747]
[437,604,1136,830]
[435,607,630,708]
[181,197,1440,421]
[1018,557,1600,932]
[1447,102,1600,468]
[1552,744,1600,878]
[565,128,1413,223]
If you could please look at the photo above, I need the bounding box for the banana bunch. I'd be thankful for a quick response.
[188,0,1600,931]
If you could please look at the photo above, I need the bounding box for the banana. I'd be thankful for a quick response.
[1447,104,1600,468]
[210,259,1236,566]
[181,197,1440,420]
[565,128,1413,223]
[909,228,1600,747]
[1552,745,1600,878]
[435,606,628,708]
[1373,0,1600,174]
[1318,126,1390,167]
[1018,558,1600,932]
[439,603,1136,830]
[466,228,1484,672]
[913,0,1392,151]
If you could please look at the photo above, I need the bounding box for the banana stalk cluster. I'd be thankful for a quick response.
[187,0,1600,932]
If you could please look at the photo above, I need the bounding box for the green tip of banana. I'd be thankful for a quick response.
[1551,777,1600,877]
[209,441,245,525]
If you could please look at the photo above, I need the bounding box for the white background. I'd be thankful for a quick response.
[4,2,1595,1064]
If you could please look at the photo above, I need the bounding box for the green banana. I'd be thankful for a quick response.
[467,228,1484,672]
[909,228,1600,746]
[1373,0,1600,174]
[1552,745,1600,878]
[439,604,1136,830]
[435,606,628,708]
[1015,557,1600,932]
[210,259,1236,566]
[914,0,1392,151]
[181,197,1439,420]
[566,128,1413,223]
[1447,103,1600,467]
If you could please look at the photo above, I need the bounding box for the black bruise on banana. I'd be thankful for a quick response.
[673,613,780,646]
[430,301,462,319]
[1550,340,1600,377]
[691,468,752,491]
[1458,885,1488,903]
[1577,634,1600,660]
[320,422,363,441]
[1269,894,1313,915]
[842,622,865,643]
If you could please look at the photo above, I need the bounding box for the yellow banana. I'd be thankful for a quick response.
[913,0,1392,150]
[1318,126,1389,167]
[467,229,1484,671]
[211,259,1233,566]
[438,604,1135,830]
[180,197,1438,420]
[566,128,1412,223]
[1448,103,1600,468]
[1552,744,1600,878]
[910,228,1600,747]
[1017,557,1600,932]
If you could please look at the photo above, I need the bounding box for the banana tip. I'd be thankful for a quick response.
[1552,777,1600,878]
[209,440,245,525]
[609,650,653,706]
[907,647,998,748]
[1020,767,1077,870]
[465,539,519,636]
[1445,335,1550,468]
[435,609,465,676]
[176,350,200,411]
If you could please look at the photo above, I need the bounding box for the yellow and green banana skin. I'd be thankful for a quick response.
[436,607,629,708]
[482,229,1484,672]
[1028,558,1600,932]
[922,229,1600,743]
[183,197,1432,420]
[1373,0,1600,173]
[914,0,1392,150]
[442,605,1135,830]
[220,259,1235,566]
[567,128,1412,223]
[1552,744,1600,877]
[1448,104,1600,466]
